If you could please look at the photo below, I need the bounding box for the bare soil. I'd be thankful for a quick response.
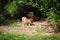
[0,20,55,35]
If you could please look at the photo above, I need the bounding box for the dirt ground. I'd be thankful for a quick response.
[0,20,58,35]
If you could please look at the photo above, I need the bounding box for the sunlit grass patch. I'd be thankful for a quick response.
[0,31,60,40]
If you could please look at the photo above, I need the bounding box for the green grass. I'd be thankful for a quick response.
[0,31,60,40]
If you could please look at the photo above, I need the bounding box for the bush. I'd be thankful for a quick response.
[0,15,5,25]
[47,8,59,32]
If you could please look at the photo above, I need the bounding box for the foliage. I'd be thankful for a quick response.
[5,1,18,14]
[0,14,5,24]
[3,0,60,18]
[47,7,58,25]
